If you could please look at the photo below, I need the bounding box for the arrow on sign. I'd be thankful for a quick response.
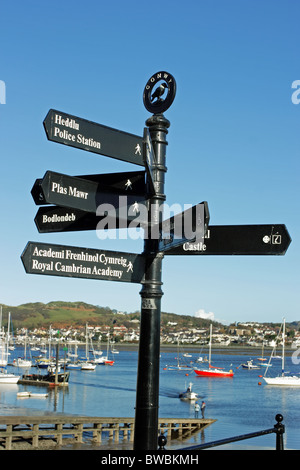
[163,224,292,255]
[157,202,208,252]
[36,170,147,215]
[43,109,144,166]
[21,242,145,283]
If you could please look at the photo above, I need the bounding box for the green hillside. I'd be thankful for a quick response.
[1,301,298,333]
[0,301,214,331]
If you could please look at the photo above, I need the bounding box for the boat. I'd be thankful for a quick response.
[35,358,53,368]
[19,370,70,386]
[263,318,300,386]
[0,369,20,384]
[194,364,234,377]
[13,358,32,368]
[241,360,260,370]
[28,393,49,398]
[17,391,48,398]
[194,325,234,378]
[196,354,208,363]
[97,333,115,366]
[165,338,193,371]
[257,343,267,362]
[79,324,97,369]
[80,361,96,370]
[179,382,198,401]
[13,334,32,368]
[17,391,31,398]
[0,310,10,367]
[11,328,32,368]
[66,362,82,370]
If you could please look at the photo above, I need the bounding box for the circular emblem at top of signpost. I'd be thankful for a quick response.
[143,72,176,114]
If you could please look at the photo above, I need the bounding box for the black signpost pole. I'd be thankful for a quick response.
[134,72,176,450]
[134,113,169,451]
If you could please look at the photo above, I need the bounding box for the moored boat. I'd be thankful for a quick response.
[194,325,234,378]
[66,362,82,370]
[19,370,70,386]
[80,361,96,370]
[241,360,260,370]
[0,370,20,384]
[194,366,234,377]
[97,333,114,365]
[263,318,300,386]
[13,358,32,368]
[17,391,48,398]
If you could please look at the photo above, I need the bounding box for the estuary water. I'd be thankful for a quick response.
[0,345,299,450]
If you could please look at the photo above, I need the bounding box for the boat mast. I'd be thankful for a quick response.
[85,323,89,361]
[6,312,10,360]
[208,324,212,366]
[106,332,109,358]
[282,318,285,377]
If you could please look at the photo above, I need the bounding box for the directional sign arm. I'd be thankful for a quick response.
[21,242,145,283]
[35,170,147,215]
[164,224,292,255]
[157,202,207,252]
[34,205,146,233]
[43,109,144,166]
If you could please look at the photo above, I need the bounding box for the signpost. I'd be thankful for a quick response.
[43,109,144,165]
[22,71,292,451]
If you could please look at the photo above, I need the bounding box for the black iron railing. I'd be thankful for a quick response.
[158,414,285,451]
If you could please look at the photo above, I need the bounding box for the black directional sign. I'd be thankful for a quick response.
[31,170,147,206]
[36,170,147,215]
[21,242,145,283]
[164,224,292,255]
[157,202,207,252]
[43,109,144,166]
[34,205,147,233]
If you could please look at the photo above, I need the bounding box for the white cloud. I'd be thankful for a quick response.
[194,309,215,321]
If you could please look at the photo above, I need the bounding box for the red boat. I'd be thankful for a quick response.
[194,364,234,377]
[193,325,234,378]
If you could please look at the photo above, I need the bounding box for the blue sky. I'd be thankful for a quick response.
[0,0,299,325]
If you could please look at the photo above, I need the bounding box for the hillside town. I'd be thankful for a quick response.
[6,319,300,351]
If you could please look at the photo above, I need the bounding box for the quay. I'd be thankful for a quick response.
[0,416,216,450]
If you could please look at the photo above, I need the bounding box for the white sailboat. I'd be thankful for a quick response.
[13,329,32,368]
[97,333,114,365]
[165,337,193,371]
[0,312,20,384]
[263,318,300,386]
[0,370,20,384]
[0,307,8,367]
[80,324,96,370]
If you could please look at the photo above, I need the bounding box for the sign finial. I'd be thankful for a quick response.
[143,71,176,114]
